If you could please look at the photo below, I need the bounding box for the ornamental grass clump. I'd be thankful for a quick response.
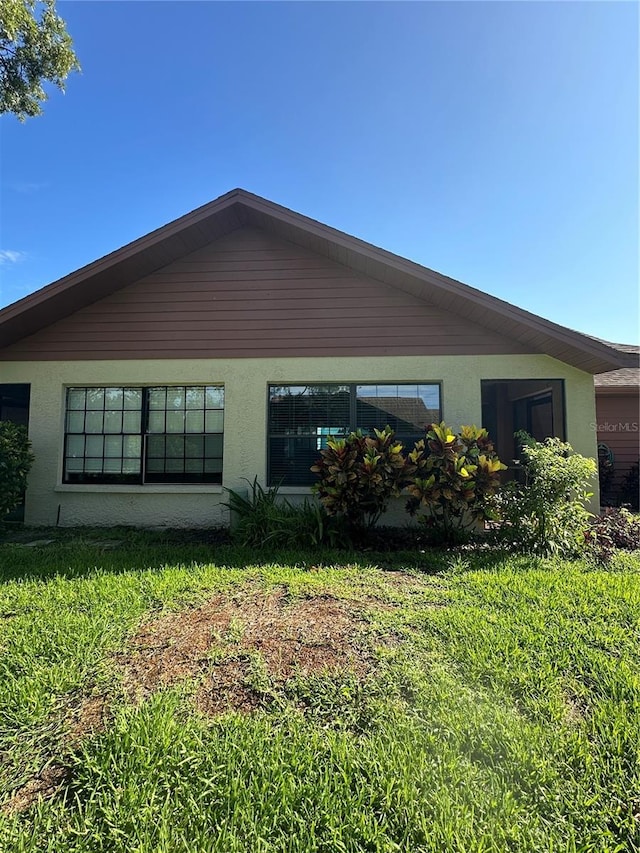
[223,477,347,548]
[311,426,410,531]
[405,422,506,543]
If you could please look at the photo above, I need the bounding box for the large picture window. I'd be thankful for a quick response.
[63,386,224,484]
[268,383,441,486]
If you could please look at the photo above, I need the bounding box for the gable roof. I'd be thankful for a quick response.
[0,188,634,374]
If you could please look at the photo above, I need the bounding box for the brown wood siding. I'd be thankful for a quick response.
[596,392,640,492]
[0,228,534,361]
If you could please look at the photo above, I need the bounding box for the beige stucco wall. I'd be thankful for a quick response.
[0,354,599,527]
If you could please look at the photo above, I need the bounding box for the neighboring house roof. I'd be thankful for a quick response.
[0,188,634,374]
[357,397,439,431]
[594,343,640,393]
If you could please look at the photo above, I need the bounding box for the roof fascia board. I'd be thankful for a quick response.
[594,385,639,395]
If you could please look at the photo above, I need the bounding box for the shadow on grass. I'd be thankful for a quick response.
[0,524,521,585]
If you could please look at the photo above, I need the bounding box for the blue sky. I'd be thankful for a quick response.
[1,1,638,344]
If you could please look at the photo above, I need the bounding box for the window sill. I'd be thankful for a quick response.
[55,484,224,495]
[277,486,314,495]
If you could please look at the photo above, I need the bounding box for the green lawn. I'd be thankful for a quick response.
[0,530,638,852]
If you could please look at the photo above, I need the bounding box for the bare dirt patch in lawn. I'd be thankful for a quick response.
[2,765,70,817]
[2,575,417,814]
[1,695,107,816]
[65,694,108,744]
[118,586,397,715]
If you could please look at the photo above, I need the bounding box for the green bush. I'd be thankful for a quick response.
[0,422,34,519]
[405,422,506,543]
[311,426,409,531]
[223,477,348,548]
[495,433,596,557]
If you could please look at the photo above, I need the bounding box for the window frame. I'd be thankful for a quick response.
[62,384,224,486]
[267,381,442,487]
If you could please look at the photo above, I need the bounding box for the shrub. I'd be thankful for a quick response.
[494,433,596,557]
[223,477,348,548]
[584,507,640,564]
[405,422,506,544]
[0,422,34,519]
[311,426,409,531]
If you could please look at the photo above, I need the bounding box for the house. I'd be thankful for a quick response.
[594,343,640,507]
[0,189,634,528]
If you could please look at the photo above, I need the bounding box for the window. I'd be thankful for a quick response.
[0,383,30,427]
[63,386,224,485]
[268,383,441,486]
